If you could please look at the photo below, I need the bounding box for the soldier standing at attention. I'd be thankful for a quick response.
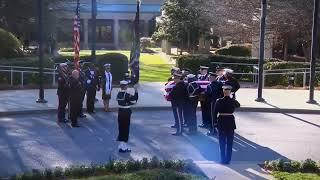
[117,80,139,153]
[57,63,69,123]
[186,74,201,134]
[85,64,100,113]
[101,64,113,112]
[198,66,210,129]
[170,72,188,136]
[213,85,240,164]
[69,70,82,128]
[206,72,223,136]
[216,67,226,82]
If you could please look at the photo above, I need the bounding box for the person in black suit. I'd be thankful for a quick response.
[69,70,82,127]
[223,69,240,99]
[85,64,100,113]
[78,62,87,118]
[186,74,201,134]
[57,63,69,123]
[198,66,210,128]
[213,85,240,164]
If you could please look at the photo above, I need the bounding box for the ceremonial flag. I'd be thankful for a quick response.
[73,0,81,69]
[129,0,141,84]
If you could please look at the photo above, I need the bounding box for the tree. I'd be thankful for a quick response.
[152,0,207,53]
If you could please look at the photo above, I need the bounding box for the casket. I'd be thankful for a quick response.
[164,80,210,101]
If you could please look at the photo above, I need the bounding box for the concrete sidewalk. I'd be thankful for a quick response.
[0,82,319,115]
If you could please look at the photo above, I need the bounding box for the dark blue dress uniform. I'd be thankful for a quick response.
[198,72,211,128]
[117,82,138,152]
[186,75,201,133]
[78,70,87,117]
[69,76,82,127]
[224,77,240,99]
[57,74,69,122]
[213,86,240,164]
[206,79,223,134]
[170,79,188,135]
[85,68,100,113]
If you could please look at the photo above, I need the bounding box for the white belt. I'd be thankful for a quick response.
[119,106,131,109]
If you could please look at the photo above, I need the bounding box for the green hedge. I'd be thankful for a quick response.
[215,44,252,57]
[53,53,129,83]
[176,55,319,87]
[0,28,23,58]
[264,159,320,173]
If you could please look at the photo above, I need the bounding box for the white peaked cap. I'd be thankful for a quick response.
[120,80,129,85]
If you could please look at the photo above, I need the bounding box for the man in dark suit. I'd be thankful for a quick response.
[85,64,100,113]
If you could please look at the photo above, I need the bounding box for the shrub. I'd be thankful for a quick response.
[53,53,129,83]
[0,28,23,58]
[59,48,74,52]
[301,159,319,173]
[215,44,252,57]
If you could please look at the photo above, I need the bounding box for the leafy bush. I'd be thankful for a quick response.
[215,44,252,57]
[59,48,74,52]
[9,157,190,180]
[264,159,319,173]
[0,28,23,58]
[53,53,129,83]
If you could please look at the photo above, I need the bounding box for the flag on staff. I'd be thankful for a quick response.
[129,0,141,84]
[73,0,81,69]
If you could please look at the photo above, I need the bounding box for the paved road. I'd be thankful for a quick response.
[0,111,319,179]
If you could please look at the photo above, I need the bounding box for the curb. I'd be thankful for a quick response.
[1,106,319,116]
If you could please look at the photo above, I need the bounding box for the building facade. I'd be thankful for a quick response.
[53,0,164,49]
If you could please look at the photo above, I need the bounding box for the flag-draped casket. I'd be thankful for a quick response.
[164,81,210,101]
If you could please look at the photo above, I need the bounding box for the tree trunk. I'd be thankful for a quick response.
[187,30,191,53]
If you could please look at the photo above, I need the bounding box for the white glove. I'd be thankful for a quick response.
[87,79,91,84]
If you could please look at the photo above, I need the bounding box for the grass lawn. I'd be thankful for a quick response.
[59,50,171,82]
[273,172,320,180]
[76,169,205,180]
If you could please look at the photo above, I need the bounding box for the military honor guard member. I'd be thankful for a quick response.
[198,66,211,128]
[169,72,188,136]
[216,67,226,82]
[206,72,223,136]
[166,67,180,128]
[69,70,82,127]
[117,80,139,153]
[85,64,100,113]
[57,63,69,123]
[213,85,240,164]
[101,64,113,112]
[223,69,240,99]
[186,74,201,134]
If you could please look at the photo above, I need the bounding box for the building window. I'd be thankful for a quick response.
[89,19,114,43]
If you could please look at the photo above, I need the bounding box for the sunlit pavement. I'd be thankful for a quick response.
[0,111,319,179]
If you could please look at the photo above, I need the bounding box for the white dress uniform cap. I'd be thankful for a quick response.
[104,63,111,67]
[200,66,209,69]
[222,85,233,90]
[187,74,196,79]
[120,80,129,85]
[223,68,234,74]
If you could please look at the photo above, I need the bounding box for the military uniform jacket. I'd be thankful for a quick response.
[187,81,201,101]
[213,96,240,131]
[101,71,113,96]
[198,74,209,81]
[170,81,188,105]
[224,78,240,93]
[85,69,100,90]
[206,81,223,103]
[117,91,139,108]
[69,77,82,102]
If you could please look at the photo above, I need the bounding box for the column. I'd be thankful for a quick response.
[83,18,89,49]
[114,19,119,49]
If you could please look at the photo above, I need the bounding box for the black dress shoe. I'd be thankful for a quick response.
[79,114,86,118]
[172,132,182,136]
[171,125,177,128]
[206,131,217,136]
[119,149,131,153]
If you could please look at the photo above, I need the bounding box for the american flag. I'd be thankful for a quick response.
[129,0,141,84]
[73,0,81,69]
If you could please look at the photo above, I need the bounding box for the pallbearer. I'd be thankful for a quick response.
[85,64,100,113]
[186,74,201,134]
[78,61,87,118]
[117,80,139,153]
[101,64,113,112]
[57,63,69,123]
[198,66,210,128]
[170,72,188,136]
[206,72,223,136]
[223,69,240,99]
